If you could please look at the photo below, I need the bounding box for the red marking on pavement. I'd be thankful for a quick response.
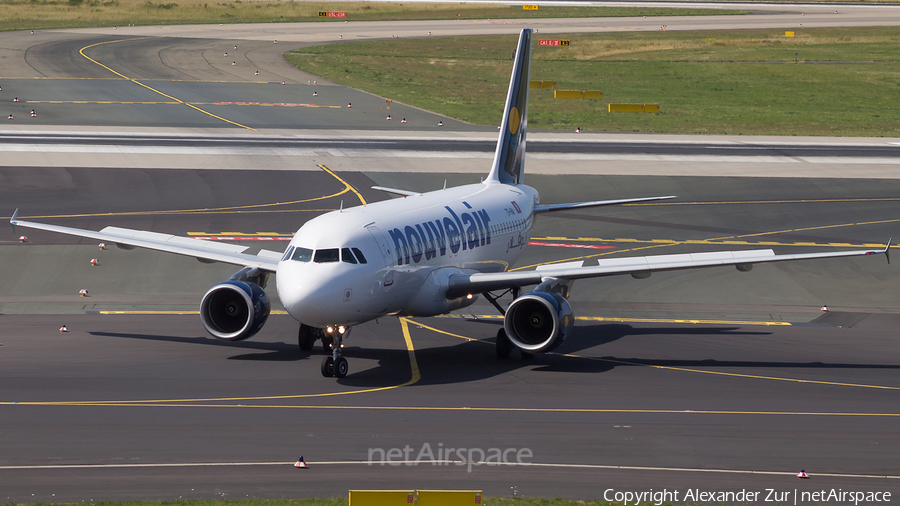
[213,102,318,107]
[528,241,615,250]
[197,236,291,241]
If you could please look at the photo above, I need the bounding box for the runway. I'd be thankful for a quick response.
[2,8,900,503]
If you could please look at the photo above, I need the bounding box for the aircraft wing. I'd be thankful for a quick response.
[446,242,891,298]
[10,210,282,272]
[534,195,676,213]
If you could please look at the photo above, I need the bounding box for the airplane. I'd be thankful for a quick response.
[10,28,891,379]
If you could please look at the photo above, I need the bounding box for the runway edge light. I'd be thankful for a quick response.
[294,456,308,468]
[797,469,810,478]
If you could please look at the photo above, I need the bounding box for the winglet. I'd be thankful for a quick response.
[486,28,532,186]
[885,237,892,265]
[10,208,18,234]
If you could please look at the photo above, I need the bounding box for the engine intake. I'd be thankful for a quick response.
[504,291,573,353]
[200,280,270,341]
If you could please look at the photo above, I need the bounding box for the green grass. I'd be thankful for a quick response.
[0,1,746,32]
[286,27,900,136]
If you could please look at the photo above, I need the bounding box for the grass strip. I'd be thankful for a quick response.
[286,26,900,136]
[0,1,745,32]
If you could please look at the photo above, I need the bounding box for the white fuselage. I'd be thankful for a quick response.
[276,182,539,327]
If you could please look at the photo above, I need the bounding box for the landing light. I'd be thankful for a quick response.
[326,326,334,334]
[338,325,346,334]
[466,294,473,300]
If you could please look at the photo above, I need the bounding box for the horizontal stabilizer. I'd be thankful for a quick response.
[535,195,676,213]
[371,186,422,197]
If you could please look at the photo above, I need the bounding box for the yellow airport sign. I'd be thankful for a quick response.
[608,103,661,113]
[554,90,603,99]
[529,80,556,89]
[418,491,483,506]
[785,31,795,37]
[349,491,415,506]
[523,4,539,9]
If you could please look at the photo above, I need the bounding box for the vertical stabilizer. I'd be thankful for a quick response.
[486,28,532,185]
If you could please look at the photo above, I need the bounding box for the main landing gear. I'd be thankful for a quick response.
[484,288,531,360]
[299,324,351,378]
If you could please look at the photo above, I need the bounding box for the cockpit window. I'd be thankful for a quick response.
[290,247,313,262]
[351,247,368,264]
[341,248,357,264]
[282,246,294,262]
[314,248,339,263]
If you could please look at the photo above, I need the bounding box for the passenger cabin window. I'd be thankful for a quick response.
[290,247,313,262]
[341,248,357,264]
[314,248,339,263]
[352,247,368,264]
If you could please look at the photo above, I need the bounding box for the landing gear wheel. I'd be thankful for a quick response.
[321,356,335,377]
[322,334,334,353]
[298,324,314,351]
[334,356,349,378]
[496,328,512,359]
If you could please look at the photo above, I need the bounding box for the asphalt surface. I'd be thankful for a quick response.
[2,9,900,504]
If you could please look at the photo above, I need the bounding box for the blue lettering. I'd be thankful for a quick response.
[417,224,435,260]
[428,220,447,256]
[445,206,467,251]
[462,212,479,250]
[476,209,492,245]
[405,225,423,264]
[388,228,409,265]
[443,217,461,254]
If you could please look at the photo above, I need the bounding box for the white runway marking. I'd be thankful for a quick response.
[2,460,898,480]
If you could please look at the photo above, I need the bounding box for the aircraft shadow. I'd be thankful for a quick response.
[90,323,900,388]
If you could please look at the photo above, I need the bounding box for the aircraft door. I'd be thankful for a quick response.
[366,225,394,286]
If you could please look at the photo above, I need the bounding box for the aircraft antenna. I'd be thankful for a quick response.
[443,179,447,190]
[339,200,344,213]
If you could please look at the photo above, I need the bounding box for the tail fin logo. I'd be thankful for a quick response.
[509,107,520,135]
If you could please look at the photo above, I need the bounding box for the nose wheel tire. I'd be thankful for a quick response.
[321,357,335,377]
[334,356,349,378]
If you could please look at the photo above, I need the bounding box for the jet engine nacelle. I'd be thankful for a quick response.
[200,280,271,341]
[504,291,574,353]
[402,267,478,317]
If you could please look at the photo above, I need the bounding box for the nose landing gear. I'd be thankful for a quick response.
[319,325,350,378]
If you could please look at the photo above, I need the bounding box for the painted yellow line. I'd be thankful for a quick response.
[14,187,349,221]
[28,100,178,105]
[532,236,887,249]
[79,39,255,131]
[411,319,900,392]
[27,100,341,109]
[435,314,790,326]
[516,216,893,271]
[99,310,288,315]
[4,402,896,417]
[30,319,421,405]
[188,232,293,237]
[399,317,421,385]
[3,76,270,84]
[628,197,900,207]
[318,164,367,206]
